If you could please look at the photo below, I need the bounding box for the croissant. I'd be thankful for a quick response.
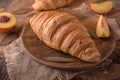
[30,11,101,62]
[32,0,73,10]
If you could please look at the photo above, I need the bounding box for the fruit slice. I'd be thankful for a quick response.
[0,12,16,33]
[89,1,113,14]
[96,15,110,38]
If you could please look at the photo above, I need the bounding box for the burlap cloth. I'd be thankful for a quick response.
[0,0,120,80]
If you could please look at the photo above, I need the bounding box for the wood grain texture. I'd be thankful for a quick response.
[2,0,120,80]
[21,13,116,70]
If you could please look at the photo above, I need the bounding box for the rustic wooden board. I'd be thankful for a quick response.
[20,0,117,70]
[21,23,116,70]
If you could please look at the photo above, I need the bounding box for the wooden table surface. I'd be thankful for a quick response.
[0,0,120,80]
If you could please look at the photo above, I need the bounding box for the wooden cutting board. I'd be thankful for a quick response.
[19,0,117,70]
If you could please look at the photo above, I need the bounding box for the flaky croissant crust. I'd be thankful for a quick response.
[30,11,101,63]
[32,0,73,10]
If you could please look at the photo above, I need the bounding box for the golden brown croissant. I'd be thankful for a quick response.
[30,11,101,62]
[32,0,73,10]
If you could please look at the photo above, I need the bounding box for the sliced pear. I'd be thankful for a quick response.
[96,15,110,38]
[89,1,113,14]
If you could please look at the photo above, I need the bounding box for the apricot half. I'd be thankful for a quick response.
[96,15,110,38]
[89,1,113,14]
[0,12,16,33]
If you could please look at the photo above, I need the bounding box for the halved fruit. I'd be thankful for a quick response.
[96,15,110,38]
[0,12,16,33]
[89,1,113,14]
